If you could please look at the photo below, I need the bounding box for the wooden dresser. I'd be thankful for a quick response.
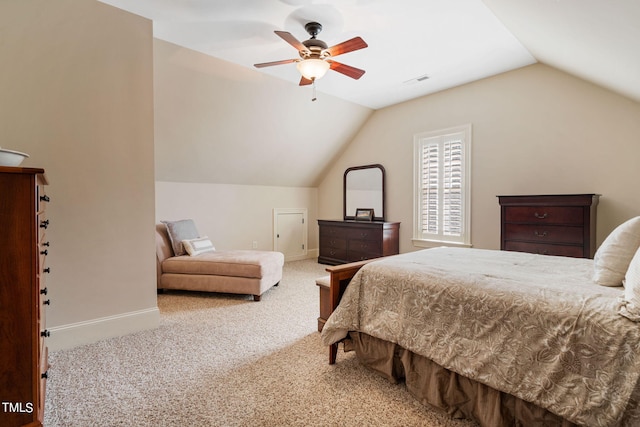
[498,194,599,258]
[318,220,400,265]
[0,166,50,426]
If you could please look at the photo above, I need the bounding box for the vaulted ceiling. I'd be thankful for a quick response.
[98,0,640,188]
[99,0,640,109]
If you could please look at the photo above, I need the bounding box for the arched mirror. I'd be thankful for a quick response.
[344,164,385,221]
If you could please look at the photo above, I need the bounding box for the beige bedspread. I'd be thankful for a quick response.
[320,247,640,427]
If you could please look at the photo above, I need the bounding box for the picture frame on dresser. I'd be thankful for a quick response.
[354,208,374,221]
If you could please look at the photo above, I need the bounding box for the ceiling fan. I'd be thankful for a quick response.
[254,22,368,86]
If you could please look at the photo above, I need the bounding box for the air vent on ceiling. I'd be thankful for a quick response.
[403,74,430,84]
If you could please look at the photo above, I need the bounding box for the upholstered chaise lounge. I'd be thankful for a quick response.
[155,222,284,301]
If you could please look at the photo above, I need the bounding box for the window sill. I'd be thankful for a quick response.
[412,238,472,249]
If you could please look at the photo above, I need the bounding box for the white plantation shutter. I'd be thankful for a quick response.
[421,143,439,234]
[443,137,463,236]
[414,125,471,245]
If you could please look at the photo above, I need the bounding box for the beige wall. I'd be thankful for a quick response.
[156,181,318,255]
[1,0,158,350]
[153,39,372,188]
[318,64,640,253]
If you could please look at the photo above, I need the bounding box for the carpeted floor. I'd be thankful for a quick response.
[44,259,478,426]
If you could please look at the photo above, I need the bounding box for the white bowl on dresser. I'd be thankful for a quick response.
[0,147,29,166]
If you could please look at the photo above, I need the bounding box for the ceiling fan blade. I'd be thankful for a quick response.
[254,59,298,68]
[275,30,309,53]
[324,37,368,57]
[299,77,313,86]
[327,60,366,80]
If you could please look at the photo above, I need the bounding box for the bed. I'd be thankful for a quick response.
[320,244,640,427]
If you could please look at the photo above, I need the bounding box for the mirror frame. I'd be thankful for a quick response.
[343,164,386,222]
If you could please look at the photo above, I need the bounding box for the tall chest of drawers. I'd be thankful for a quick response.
[498,194,599,258]
[0,166,50,426]
[318,220,400,265]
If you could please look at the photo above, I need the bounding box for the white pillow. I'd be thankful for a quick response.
[593,216,640,286]
[619,246,640,321]
[182,236,216,256]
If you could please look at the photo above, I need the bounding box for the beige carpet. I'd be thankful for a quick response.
[44,259,478,427]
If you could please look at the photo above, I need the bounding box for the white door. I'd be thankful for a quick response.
[273,209,307,261]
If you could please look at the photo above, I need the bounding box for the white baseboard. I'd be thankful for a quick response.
[285,249,319,262]
[47,307,160,351]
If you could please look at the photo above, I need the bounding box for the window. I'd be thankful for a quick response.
[413,124,471,247]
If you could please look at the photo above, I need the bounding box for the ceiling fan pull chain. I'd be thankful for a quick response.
[312,78,317,102]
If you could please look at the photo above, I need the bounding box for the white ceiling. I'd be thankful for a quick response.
[98,0,640,109]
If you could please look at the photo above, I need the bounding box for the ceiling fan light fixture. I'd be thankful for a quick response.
[296,58,330,80]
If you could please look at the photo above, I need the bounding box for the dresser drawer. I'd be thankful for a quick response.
[504,241,584,258]
[320,236,347,250]
[319,246,347,261]
[504,206,584,225]
[347,228,382,241]
[38,212,48,240]
[348,239,380,256]
[503,224,584,244]
[348,250,379,262]
[39,245,49,272]
[319,225,343,237]
[39,346,48,420]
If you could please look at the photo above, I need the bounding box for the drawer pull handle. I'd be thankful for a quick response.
[41,330,50,337]
[534,231,548,237]
[43,242,50,247]
[40,287,48,295]
[534,212,548,219]
[43,299,51,305]
[40,195,50,202]
[40,249,48,255]
[42,371,48,380]
[40,219,49,229]
[43,267,51,274]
